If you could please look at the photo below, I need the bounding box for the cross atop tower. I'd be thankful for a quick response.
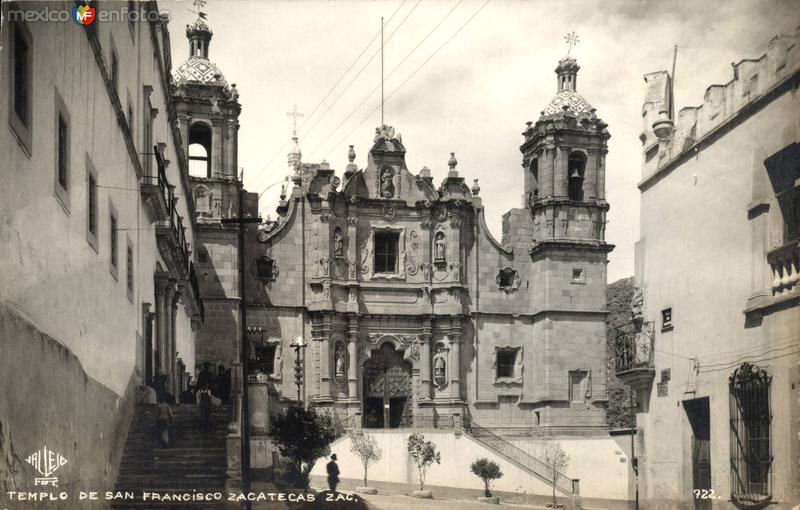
[287,104,304,138]
[564,31,580,57]
[189,0,208,18]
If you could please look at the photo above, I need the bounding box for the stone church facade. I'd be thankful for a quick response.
[246,56,614,435]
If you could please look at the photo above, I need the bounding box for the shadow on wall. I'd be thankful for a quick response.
[0,302,138,508]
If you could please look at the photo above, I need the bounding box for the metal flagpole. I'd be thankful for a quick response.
[381,16,384,126]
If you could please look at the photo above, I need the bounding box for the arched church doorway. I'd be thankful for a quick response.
[362,342,412,429]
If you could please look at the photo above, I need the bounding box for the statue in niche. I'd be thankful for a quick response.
[380,168,395,198]
[434,232,446,262]
[433,350,447,388]
[333,229,344,258]
[630,287,644,322]
[335,344,346,379]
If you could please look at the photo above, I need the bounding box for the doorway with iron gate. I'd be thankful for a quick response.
[684,397,711,510]
[362,343,412,429]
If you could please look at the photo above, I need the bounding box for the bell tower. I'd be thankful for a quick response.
[171,4,251,371]
[518,44,614,430]
[520,54,610,246]
[172,6,242,222]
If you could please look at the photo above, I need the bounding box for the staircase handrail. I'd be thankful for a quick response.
[465,420,578,495]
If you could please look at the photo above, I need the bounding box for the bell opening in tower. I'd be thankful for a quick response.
[568,151,586,201]
[188,123,212,178]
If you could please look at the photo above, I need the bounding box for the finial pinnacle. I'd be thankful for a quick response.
[564,31,579,57]
[448,152,458,171]
[348,145,356,163]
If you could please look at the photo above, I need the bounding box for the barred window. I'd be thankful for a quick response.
[729,362,772,505]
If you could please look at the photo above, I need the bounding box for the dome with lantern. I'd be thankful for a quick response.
[540,56,595,118]
[171,12,229,89]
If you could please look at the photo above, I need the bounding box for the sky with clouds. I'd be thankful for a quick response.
[167,0,799,283]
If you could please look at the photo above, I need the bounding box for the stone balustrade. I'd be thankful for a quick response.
[768,239,800,294]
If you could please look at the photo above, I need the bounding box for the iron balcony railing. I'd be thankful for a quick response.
[464,419,579,495]
[614,324,655,375]
[144,144,170,204]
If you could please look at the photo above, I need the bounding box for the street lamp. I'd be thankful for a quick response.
[289,336,306,404]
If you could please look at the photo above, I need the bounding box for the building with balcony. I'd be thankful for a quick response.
[0,0,202,492]
[624,26,800,510]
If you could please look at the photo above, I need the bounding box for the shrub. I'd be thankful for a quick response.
[268,405,336,490]
[470,458,503,497]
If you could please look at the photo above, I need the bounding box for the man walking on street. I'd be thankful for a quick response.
[326,453,340,492]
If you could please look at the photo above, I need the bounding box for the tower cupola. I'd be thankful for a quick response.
[187,14,213,59]
[519,42,611,250]
[556,56,579,92]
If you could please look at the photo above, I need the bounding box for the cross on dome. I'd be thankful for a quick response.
[564,31,580,57]
[286,104,304,138]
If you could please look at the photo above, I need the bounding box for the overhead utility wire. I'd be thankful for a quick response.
[298,0,423,148]
[321,0,490,159]
[307,0,465,161]
[250,0,409,194]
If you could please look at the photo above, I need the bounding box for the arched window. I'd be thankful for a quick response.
[568,151,586,201]
[530,158,539,202]
[188,123,212,177]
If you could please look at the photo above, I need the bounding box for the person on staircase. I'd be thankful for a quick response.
[196,362,214,429]
[156,394,174,448]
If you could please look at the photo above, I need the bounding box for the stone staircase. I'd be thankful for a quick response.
[465,420,580,496]
[111,403,231,509]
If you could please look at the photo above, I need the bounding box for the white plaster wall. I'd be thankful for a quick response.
[637,86,800,506]
[0,6,196,397]
[311,431,630,500]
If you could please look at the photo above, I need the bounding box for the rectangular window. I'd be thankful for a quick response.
[496,350,517,378]
[571,267,585,283]
[127,0,136,32]
[58,115,68,188]
[14,28,29,125]
[764,143,800,244]
[374,232,399,273]
[254,344,277,376]
[54,89,71,212]
[127,100,134,132]
[8,21,33,153]
[110,208,118,276]
[126,241,134,299]
[86,161,99,251]
[661,307,673,330]
[111,48,118,93]
[568,370,588,403]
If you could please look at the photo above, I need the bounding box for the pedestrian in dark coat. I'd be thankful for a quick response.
[326,453,340,492]
[196,362,214,428]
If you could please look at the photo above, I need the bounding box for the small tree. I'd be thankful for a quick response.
[349,431,382,487]
[268,405,336,490]
[470,458,503,497]
[407,433,441,490]
[543,442,570,507]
